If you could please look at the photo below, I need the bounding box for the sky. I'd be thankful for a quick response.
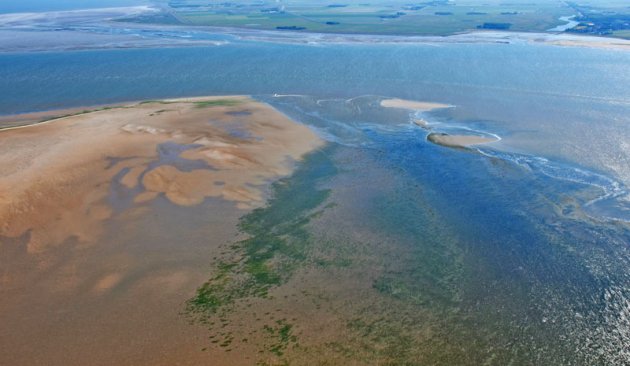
[0,0,150,13]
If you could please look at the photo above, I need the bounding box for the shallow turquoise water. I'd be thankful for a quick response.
[264,96,630,363]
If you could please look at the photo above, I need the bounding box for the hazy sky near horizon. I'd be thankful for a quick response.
[2,0,626,14]
[0,0,149,13]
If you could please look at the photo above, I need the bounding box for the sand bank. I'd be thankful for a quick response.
[413,118,430,128]
[427,132,498,148]
[0,96,323,253]
[541,38,630,50]
[380,98,451,111]
[0,96,323,366]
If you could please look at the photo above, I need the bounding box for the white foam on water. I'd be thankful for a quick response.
[269,94,630,224]
[477,148,630,223]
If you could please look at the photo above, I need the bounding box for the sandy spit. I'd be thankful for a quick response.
[427,132,498,148]
[380,98,451,111]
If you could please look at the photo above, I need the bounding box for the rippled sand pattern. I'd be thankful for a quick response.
[0,96,322,366]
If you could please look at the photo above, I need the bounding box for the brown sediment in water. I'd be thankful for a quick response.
[0,96,323,365]
[427,132,498,148]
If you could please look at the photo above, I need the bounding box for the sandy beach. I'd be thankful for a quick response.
[380,98,451,111]
[427,132,499,148]
[0,96,323,365]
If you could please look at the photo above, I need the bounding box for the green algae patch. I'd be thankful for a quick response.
[138,99,242,108]
[138,99,182,105]
[182,145,471,364]
[185,148,336,336]
[263,320,297,357]
[194,99,243,108]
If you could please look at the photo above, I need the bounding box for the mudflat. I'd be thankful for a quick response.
[0,96,323,366]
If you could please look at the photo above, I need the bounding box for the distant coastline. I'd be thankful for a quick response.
[1,5,629,53]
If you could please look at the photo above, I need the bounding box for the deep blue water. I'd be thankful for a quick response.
[2,43,628,114]
[1,42,628,179]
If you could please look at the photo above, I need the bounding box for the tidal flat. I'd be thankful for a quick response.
[1,25,629,364]
[0,96,323,365]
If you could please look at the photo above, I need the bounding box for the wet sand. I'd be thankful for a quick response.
[427,132,499,148]
[413,118,430,128]
[0,96,323,365]
[380,98,451,111]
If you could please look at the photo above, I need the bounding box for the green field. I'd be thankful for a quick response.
[128,0,630,39]
[137,0,585,36]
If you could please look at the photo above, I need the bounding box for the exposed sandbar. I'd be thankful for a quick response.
[0,95,324,365]
[0,96,323,254]
[0,104,127,130]
[380,98,451,111]
[427,132,498,148]
[413,118,430,128]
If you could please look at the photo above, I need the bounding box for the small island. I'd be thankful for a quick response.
[427,132,499,148]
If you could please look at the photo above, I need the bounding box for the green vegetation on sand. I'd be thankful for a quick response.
[123,0,624,37]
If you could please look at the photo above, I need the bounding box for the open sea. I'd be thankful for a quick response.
[1,13,630,364]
